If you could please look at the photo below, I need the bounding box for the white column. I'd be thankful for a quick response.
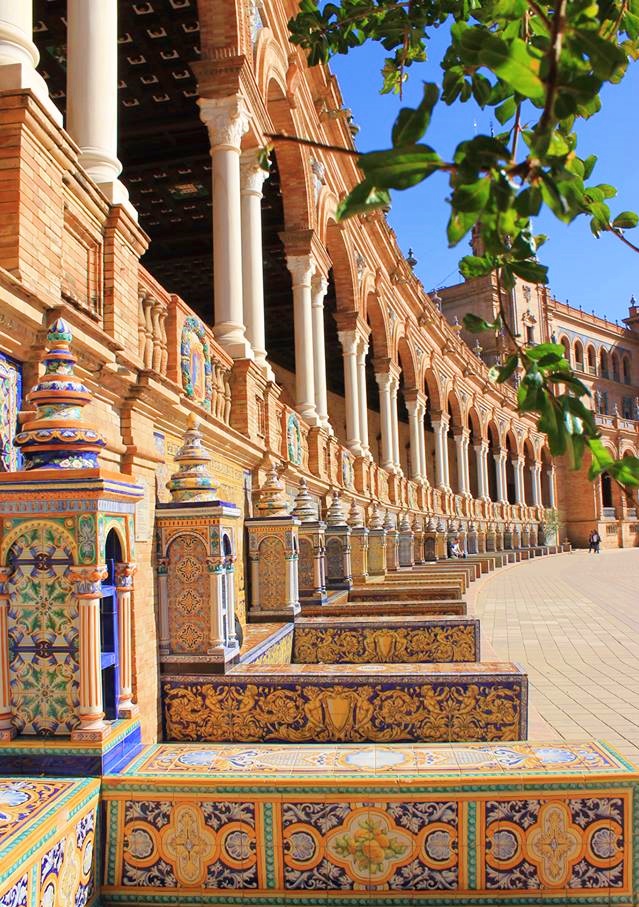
[455,431,470,495]
[406,399,423,481]
[288,254,319,425]
[0,1,61,124]
[339,330,362,454]
[114,563,137,718]
[461,432,472,495]
[474,441,489,500]
[311,272,331,432]
[514,457,525,505]
[530,462,542,506]
[546,465,557,508]
[67,0,130,205]
[69,566,108,736]
[416,397,428,483]
[356,337,370,456]
[495,450,508,503]
[240,149,272,378]
[432,415,450,490]
[200,95,252,359]
[390,374,402,474]
[375,371,394,470]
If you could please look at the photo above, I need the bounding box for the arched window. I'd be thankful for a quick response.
[560,336,571,366]
[600,348,609,379]
[587,346,597,375]
[612,352,620,382]
[622,356,631,385]
[574,340,584,372]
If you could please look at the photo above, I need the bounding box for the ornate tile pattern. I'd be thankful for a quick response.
[162,663,527,743]
[0,353,21,473]
[6,520,78,735]
[167,532,210,654]
[0,778,99,907]
[292,617,480,663]
[101,742,638,904]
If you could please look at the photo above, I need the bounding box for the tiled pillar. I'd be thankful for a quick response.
[114,562,137,718]
[0,567,15,739]
[240,149,272,378]
[70,566,108,736]
[199,95,252,359]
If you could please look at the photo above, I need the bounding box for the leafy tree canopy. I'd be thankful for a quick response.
[287,0,639,488]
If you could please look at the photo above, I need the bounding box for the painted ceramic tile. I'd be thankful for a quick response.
[120,799,257,889]
[163,665,527,743]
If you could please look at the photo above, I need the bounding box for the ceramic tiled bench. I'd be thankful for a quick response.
[302,598,467,617]
[162,661,527,743]
[349,584,461,602]
[292,615,480,663]
[101,739,638,906]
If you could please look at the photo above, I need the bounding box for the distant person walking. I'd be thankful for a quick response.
[588,530,601,554]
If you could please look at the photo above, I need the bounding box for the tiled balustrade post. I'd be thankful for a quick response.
[114,562,137,718]
[70,565,108,737]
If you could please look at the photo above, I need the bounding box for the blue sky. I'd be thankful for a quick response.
[330,34,639,325]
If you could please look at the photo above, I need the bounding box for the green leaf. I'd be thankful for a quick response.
[447,208,477,246]
[463,313,500,333]
[336,180,391,221]
[489,354,518,383]
[452,177,491,213]
[459,255,495,278]
[525,342,566,363]
[587,437,615,479]
[612,211,639,229]
[478,36,545,101]
[608,456,639,487]
[495,97,517,124]
[391,82,439,147]
[360,146,442,189]
[509,259,549,284]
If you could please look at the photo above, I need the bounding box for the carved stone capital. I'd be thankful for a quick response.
[286,253,316,288]
[199,94,250,151]
[115,562,137,591]
[240,148,270,195]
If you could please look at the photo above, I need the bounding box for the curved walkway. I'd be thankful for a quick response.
[474,548,639,761]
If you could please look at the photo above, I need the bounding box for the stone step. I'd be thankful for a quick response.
[293,615,480,663]
[162,661,528,743]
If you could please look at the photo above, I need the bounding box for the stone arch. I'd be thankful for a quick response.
[559,335,571,365]
[365,292,391,361]
[326,220,359,315]
[586,343,597,375]
[468,405,483,440]
[397,336,418,390]
[486,419,501,502]
[254,28,289,102]
[612,350,620,382]
[573,338,584,371]
[423,367,442,413]
[446,388,464,431]
[100,517,128,563]
[264,78,313,232]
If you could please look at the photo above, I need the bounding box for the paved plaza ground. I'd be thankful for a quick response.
[474,547,639,762]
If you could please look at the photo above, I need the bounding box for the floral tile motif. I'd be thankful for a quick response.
[121,799,258,889]
[281,800,459,890]
[0,874,27,907]
[480,795,628,892]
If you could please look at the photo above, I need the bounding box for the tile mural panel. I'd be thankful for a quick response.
[162,663,527,743]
